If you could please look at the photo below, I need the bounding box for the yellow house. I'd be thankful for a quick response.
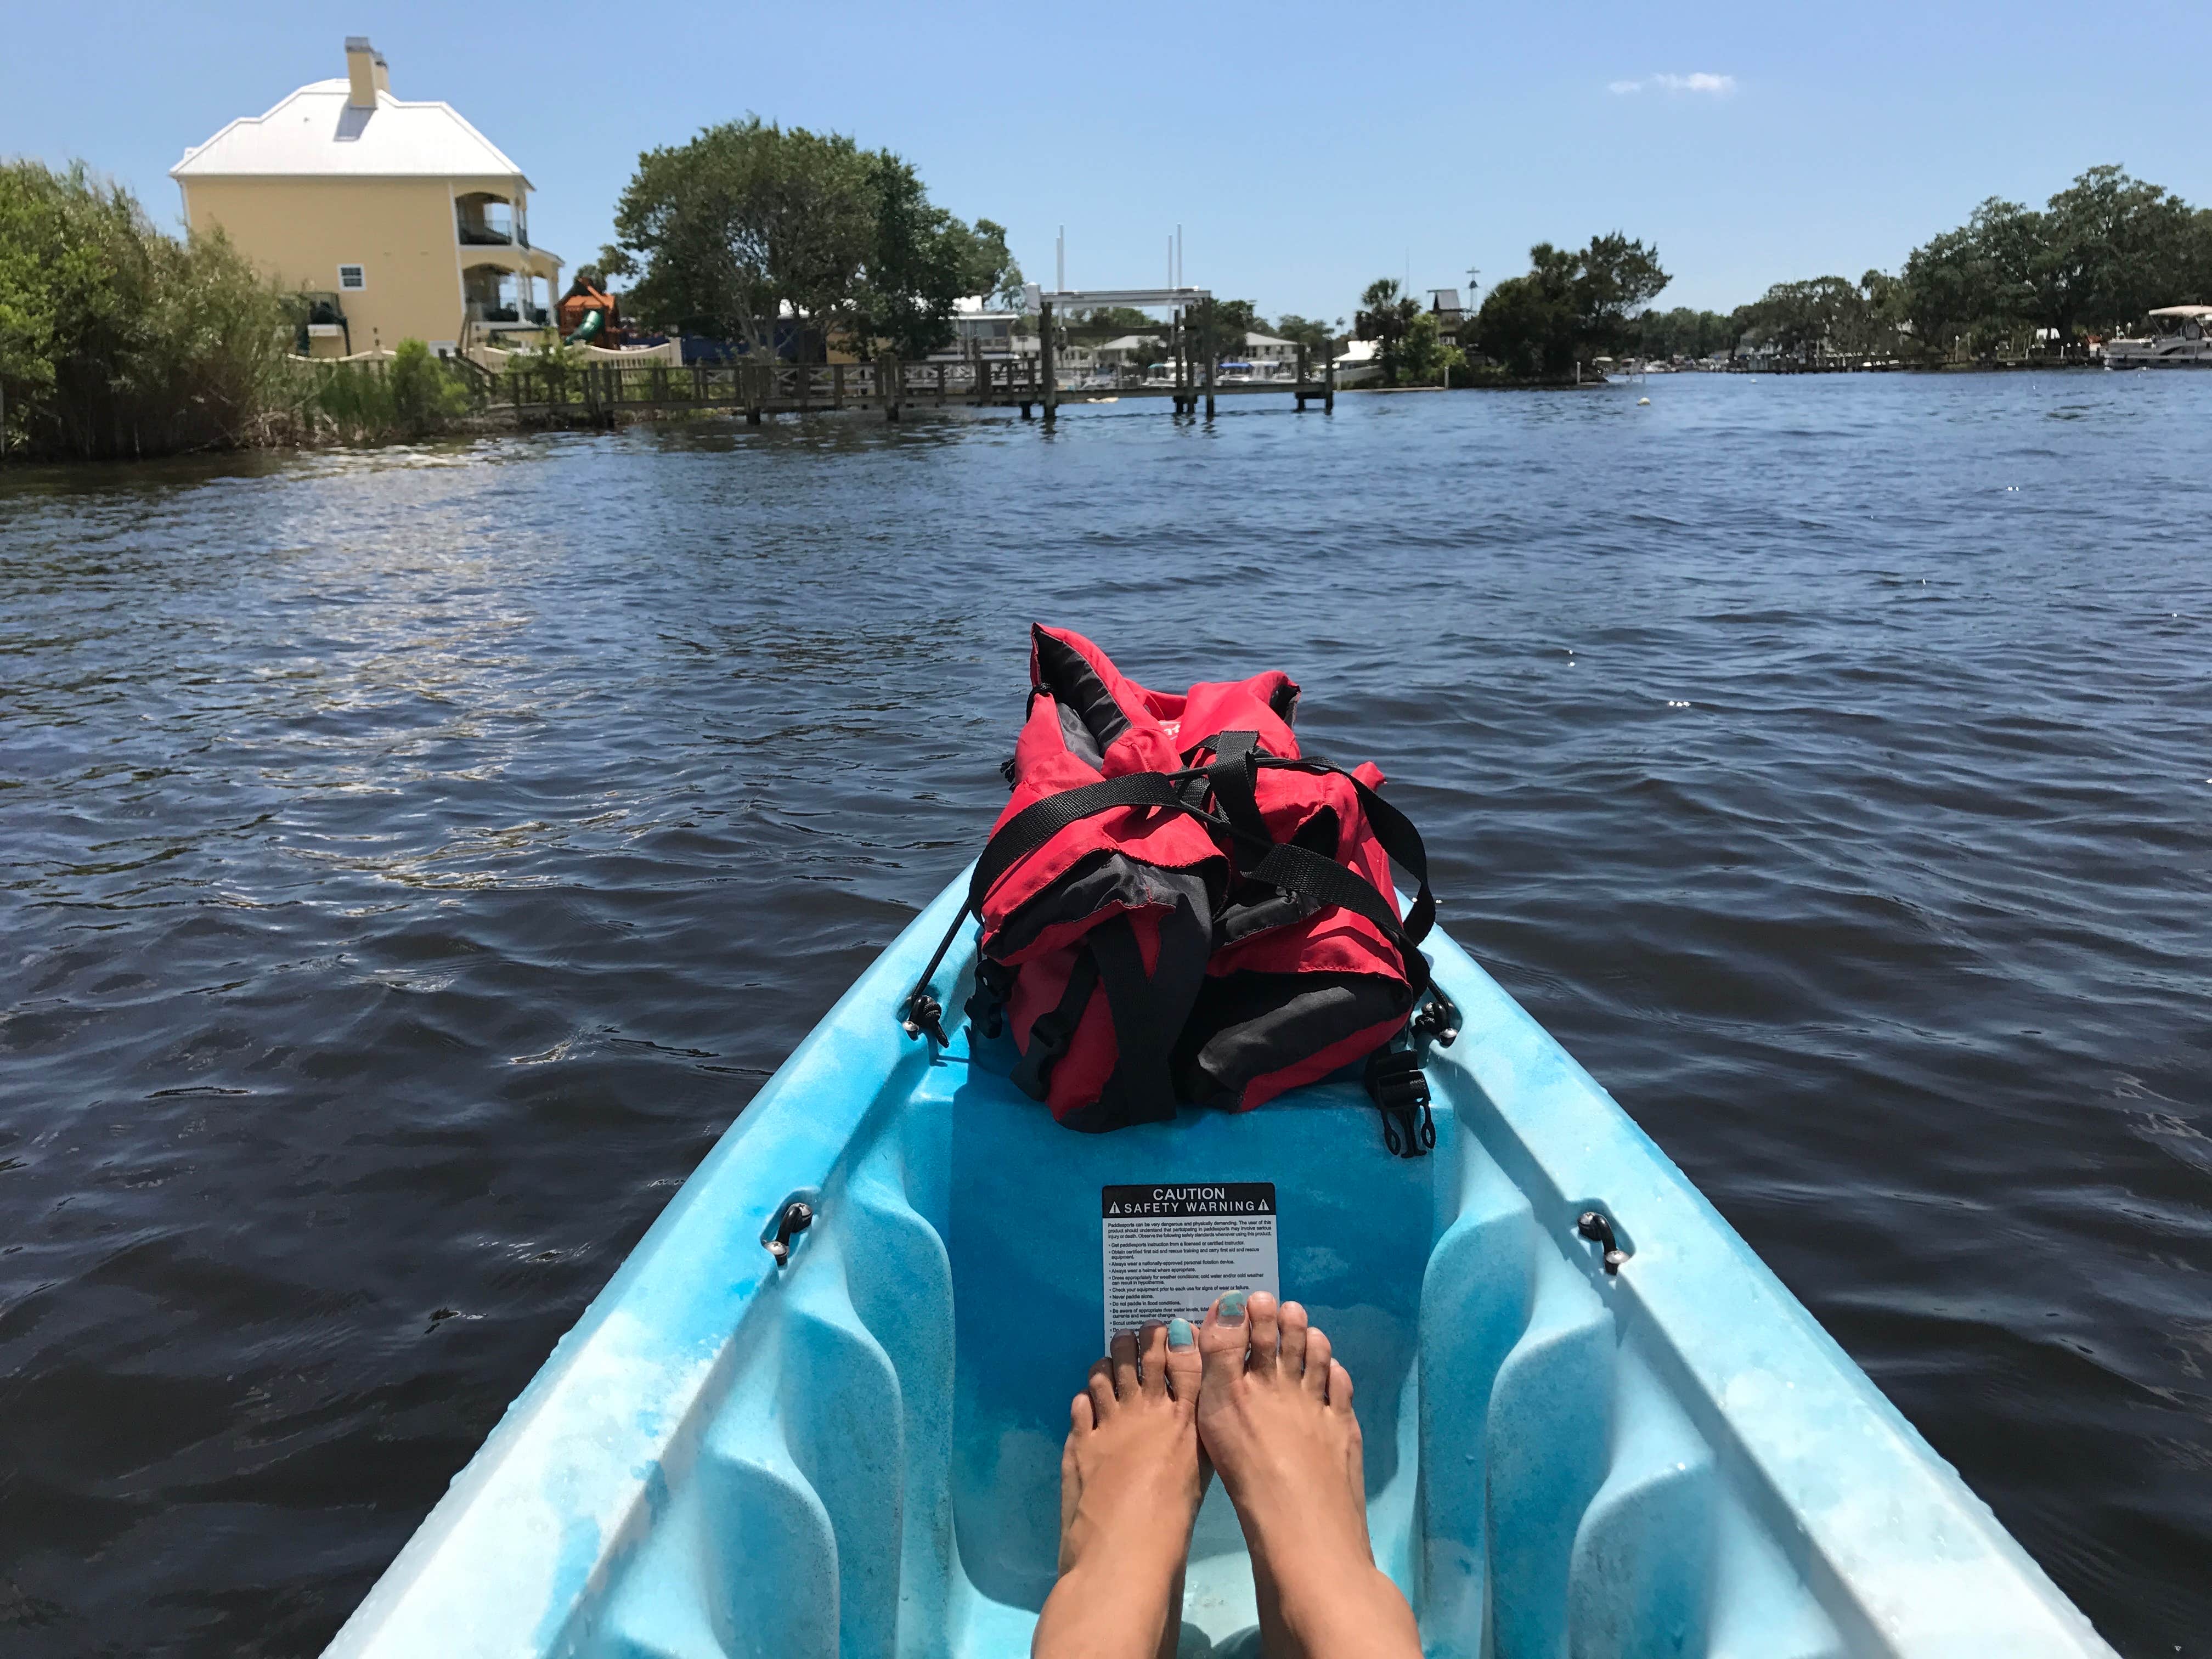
[171,38,561,358]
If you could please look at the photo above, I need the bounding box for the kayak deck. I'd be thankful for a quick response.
[328,875,2111,1658]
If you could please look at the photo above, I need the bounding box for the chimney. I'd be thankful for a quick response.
[345,37,387,108]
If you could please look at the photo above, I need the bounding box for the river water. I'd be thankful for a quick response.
[2,374,2207,1655]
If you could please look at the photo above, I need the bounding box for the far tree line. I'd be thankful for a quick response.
[1340,165,2212,385]
[594,139,2212,382]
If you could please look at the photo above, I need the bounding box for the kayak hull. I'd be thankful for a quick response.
[327,873,2112,1658]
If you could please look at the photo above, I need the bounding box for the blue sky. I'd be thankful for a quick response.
[6,1,2206,321]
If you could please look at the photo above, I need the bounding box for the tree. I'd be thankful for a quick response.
[1356,279,1423,379]
[964,218,1025,311]
[1188,296,1263,356]
[1472,234,1667,376]
[601,116,1010,360]
[1737,276,1869,360]
[1635,307,1735,360]
[1574,233,1669,358]
[1272,314,1337,356]
[1474,270,1574,377]
[1395,312,1463,385]
[1067,305,1155,345]
[2033,166,2196,340]
[847,151,1013,359]
[1899,198,2038,357]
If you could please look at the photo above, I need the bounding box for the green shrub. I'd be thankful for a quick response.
[308,340,475,441]
[387,339,473,435]
[0,159,297,459]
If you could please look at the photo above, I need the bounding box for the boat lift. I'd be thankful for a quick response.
[1018,285,1334,421]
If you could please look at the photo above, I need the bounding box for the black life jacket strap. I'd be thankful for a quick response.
[1251,756,1437,950]
[967,771,1192,915]
[1009,945,1099,1099]
[1197,731,1269,876]
[1081,909,1192,1129]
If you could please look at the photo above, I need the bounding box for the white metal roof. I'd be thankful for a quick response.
[173,80,529,185]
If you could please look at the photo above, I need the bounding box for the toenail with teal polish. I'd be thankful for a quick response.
[1168,1318,1194,1348]
[1218,1291,1248,1324]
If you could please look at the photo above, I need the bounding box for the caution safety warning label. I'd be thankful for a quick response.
[1101,1183,1278,1348]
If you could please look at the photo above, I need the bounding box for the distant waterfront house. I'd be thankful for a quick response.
[932,300,1034,359]
[171,38,562,358]
[1429,289,1464,341]
[1098,331,1296,370]
[1238,331,1298,366]
[1096,334,1161,368]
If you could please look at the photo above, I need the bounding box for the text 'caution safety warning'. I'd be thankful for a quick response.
[1101,1183,1278,1348]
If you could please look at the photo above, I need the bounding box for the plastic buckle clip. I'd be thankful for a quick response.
[1363,1043,1435,1159]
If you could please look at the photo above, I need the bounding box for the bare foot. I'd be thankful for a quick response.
[1032,1319,1207,1659]
[1194,1291,1420,1659]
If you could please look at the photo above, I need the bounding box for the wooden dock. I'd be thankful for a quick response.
[472,292,1334,426]
[478,351,1334,426]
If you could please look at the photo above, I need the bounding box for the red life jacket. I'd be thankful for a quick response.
[905,625,1450,1148]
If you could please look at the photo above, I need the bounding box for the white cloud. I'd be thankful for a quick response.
[1609,72,1737,96]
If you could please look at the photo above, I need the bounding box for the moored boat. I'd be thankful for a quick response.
[2104,304,2212,367]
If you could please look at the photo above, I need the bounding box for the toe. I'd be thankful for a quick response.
[1328,1358,1355,1414]
[1138,1322,1170,1398]
[1278,1300,1311,1380]
[1245,1291,1280,1373]
[1197,1291,1251,1392]
[1163,1317,1203,1407]
[1301,1327,1333,1397]
[1110,1330,1141,1400]
[1088,1358,1116,1420]
[1070,1391,1094,1434]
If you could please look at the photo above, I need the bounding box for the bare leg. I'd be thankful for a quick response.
[1194,1291,1420,1659]
[1033,1320,1207,1659]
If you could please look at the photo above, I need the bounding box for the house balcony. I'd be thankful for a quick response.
[458,244,561,281]
[466,301,551,327]
[455,189,532,251]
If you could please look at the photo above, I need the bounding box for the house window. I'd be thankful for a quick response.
[338,264,366,291]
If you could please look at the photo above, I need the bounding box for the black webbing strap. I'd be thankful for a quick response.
[966,771,1191,914]
[1198,731,1269,878]
[1084,912,1187,1128]
[1009,946,1098,1099]
[1252,757,1436,949]
[1245,840,1432,1002]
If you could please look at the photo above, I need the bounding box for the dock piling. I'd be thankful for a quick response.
[1041,301,1057,424]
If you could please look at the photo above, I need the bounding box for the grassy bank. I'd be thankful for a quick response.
[1,161,490,461]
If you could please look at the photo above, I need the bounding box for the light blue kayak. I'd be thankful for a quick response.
[326,872,2113,1658]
